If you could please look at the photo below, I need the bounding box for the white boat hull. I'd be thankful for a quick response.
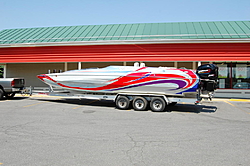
[37,66,200,97]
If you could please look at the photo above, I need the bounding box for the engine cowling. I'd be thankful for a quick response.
[196,64,218,95]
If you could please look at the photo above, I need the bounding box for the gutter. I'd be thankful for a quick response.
[1,38,250,48]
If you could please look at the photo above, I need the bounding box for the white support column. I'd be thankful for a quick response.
[78,62,81,70]
[192,62,196,70]
[123,62,127,66]
[174,62,178,68]
[198,61,201,66]
[64,62,68,72]
[3,64,6,78]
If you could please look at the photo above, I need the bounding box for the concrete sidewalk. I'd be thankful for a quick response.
[214,89,250,99]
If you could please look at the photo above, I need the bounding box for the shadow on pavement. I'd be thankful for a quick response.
[33,98,217,113]
[165,103,217,113]
[34,98,116,108]
[1,96,29,100]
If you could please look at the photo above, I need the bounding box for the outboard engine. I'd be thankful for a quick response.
[196,64,218,100]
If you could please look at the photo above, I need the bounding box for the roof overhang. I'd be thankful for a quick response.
[1,38,250,48]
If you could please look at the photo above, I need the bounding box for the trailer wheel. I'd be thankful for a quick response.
[132,97,148,111]
[116,96,130,110]
[0,89,4,100]
[150,97,166,112]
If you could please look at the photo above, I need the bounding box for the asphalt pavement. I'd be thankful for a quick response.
[0,95,250,166]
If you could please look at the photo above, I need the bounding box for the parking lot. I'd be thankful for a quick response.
[0,95,250,166]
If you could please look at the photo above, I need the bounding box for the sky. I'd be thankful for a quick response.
[1,0,250,30]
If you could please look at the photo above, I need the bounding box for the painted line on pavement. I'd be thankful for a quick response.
[0,99,11,102]
[16,94,61,98]
[224,100,236,107]
[23,101,49,107]
[72,105,84,109]
[229,99,250,102]
[224,100,250,114]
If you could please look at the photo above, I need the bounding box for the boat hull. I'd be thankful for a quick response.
[37,66,200,97]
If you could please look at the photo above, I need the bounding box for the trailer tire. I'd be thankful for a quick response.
[0,89,4,100]
[116,96,130,110]
[150,97,166,112]
[132,97,148,111]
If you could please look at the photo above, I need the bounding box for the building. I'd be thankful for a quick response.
[0,21,250,98]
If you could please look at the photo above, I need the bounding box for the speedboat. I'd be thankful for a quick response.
[37,64,200,97]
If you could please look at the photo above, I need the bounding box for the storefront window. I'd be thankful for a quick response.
[0,65,4,78]
[218,63,231,88]
[216,63,250,89]
[232,63,250,89]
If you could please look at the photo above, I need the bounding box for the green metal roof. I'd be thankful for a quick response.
[0,21,250,46]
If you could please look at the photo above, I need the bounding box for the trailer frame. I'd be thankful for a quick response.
[46,90,202,112]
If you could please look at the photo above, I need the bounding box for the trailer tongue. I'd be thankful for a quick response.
[37,63,218,112]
